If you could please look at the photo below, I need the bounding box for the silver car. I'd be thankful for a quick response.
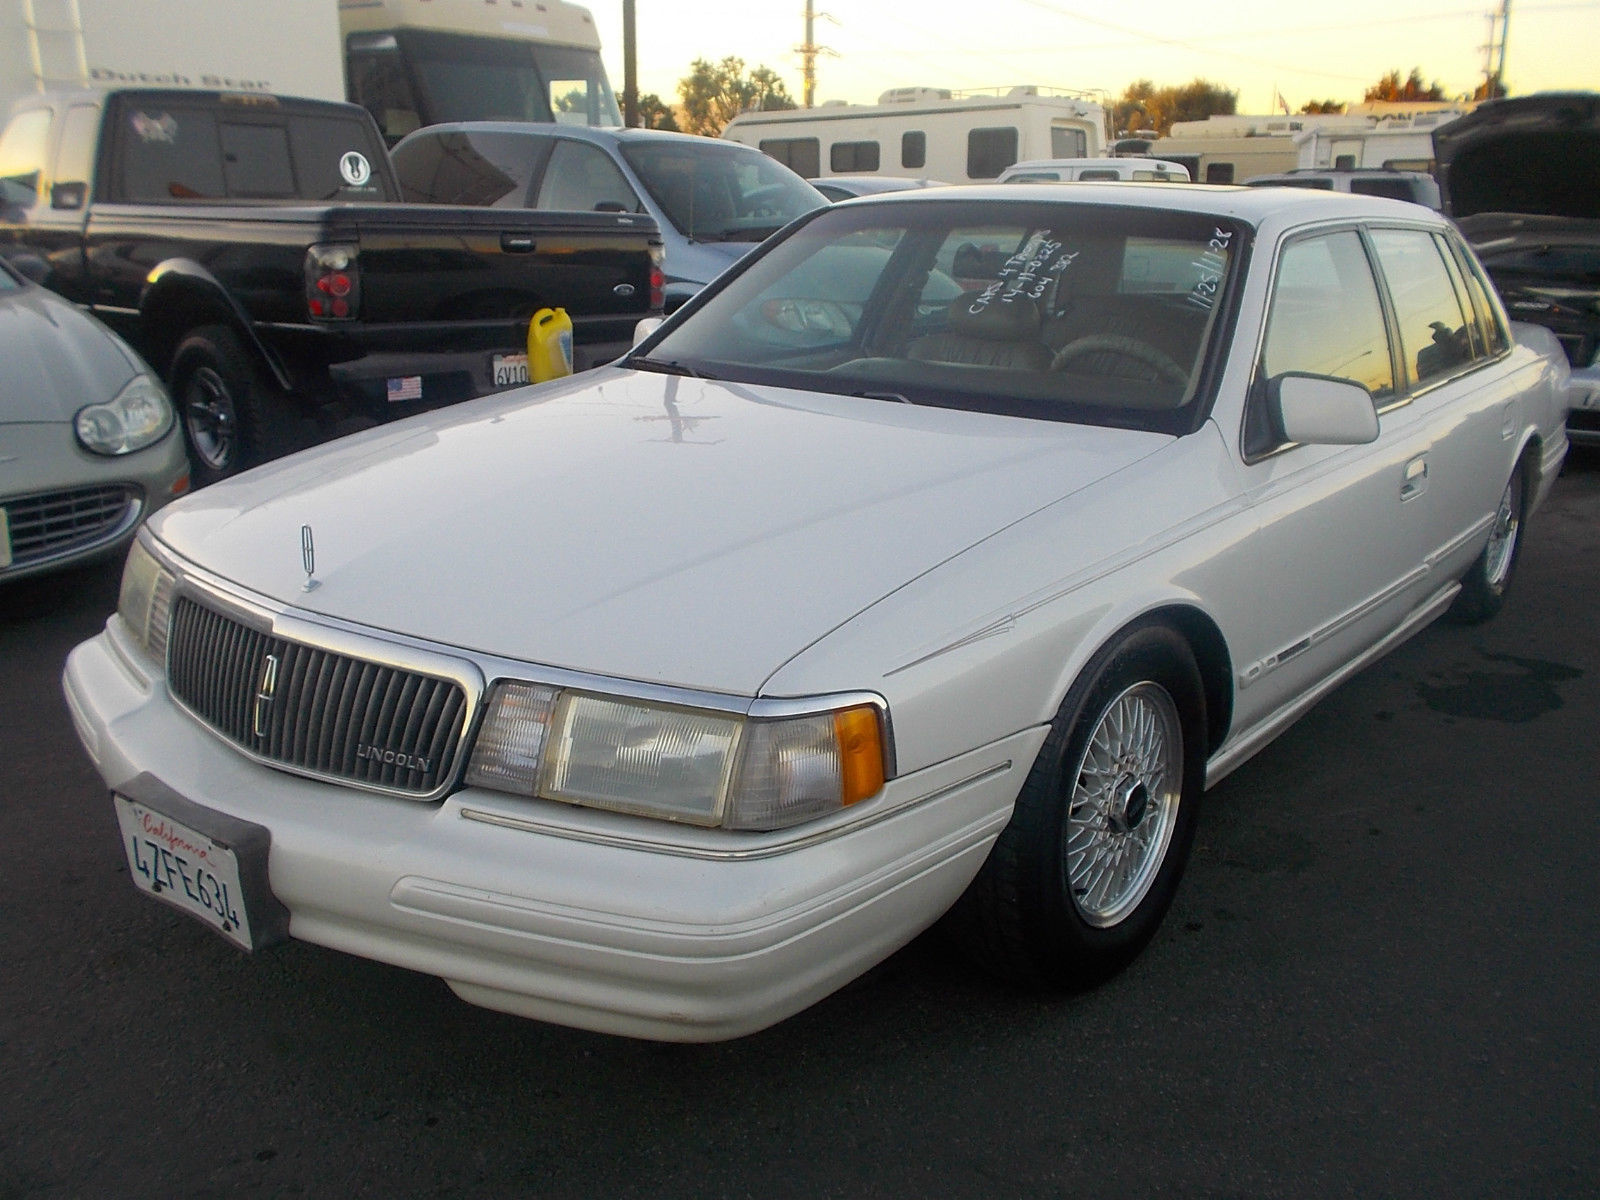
[0,258,188,582]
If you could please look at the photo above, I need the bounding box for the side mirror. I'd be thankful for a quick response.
[1271,373,1379,446]
[632,316,664,347]
[51,181,86,210]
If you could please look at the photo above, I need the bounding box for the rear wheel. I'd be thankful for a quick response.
[947,623,1207,988]
[1450,457,1527,624]
[170,325,298,484]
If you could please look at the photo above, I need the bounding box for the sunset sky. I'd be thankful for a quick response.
[590,0,1599,116]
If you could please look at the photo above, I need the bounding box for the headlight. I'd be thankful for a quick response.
[75,374,174,456]
[117,538,176,662]
[466,682,889,830]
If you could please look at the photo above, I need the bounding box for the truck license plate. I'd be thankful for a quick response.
[493,353,530,388]
[114,794,256,950]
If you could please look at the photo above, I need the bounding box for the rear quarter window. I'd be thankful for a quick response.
[393,129,538,206]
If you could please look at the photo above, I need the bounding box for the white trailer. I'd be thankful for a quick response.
[2,0,344,113]
[4,1,622,146]
[722,86,1108,184]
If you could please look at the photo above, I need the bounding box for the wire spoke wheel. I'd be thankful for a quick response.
[1482,472,1522,589]
[1064,682,1183,928]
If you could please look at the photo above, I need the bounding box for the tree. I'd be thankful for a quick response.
[1364,68,1446,103]
[1299,99,1345,114]
[675,57,796,137]
[1472,78,1508,101]
[1112,78,1236,137]
[636,92,679,132]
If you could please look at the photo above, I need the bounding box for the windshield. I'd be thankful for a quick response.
[632,198,1245,433]
[620,140,824,243]
[363,30,622,131]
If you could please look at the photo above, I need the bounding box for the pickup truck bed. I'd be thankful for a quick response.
[0,89,663,480]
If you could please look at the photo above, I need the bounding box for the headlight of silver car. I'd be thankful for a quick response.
[75,374,175,456]
[117,538,177,662]
[466,681,889,831]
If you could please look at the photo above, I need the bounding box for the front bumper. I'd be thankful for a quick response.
[63,619,1043,1041]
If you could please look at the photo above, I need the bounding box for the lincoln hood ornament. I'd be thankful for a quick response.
[301,524,319,592]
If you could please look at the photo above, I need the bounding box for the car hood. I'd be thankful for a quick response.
[1436,92,1600,220]
[0,285,140,424]
[148,368,1171,695]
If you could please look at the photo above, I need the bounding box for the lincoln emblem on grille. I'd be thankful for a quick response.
[252,654,280,738]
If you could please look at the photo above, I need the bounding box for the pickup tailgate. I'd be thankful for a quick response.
[321,204,660,329]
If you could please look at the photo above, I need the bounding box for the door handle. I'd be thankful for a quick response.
[1400,454,1429,501]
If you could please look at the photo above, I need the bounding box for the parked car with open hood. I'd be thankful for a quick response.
[391,124,825,312]
[65,184,1568,1041]
[1436,92,1600,441]
[1,256,187,581]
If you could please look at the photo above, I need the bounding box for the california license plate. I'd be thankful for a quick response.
[492,352,530,388]
[114,794,258,950]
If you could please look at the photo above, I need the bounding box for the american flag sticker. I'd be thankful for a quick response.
[386,376,423,402]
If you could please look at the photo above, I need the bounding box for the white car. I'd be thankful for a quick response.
[64,185,1569,1041]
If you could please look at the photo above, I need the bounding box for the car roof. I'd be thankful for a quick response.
[396,121,764,152]
[834,181,1450,227]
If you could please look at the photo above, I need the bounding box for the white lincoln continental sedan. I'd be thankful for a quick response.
[64,185,1569,1041]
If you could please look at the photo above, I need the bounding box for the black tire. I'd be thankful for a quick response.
[1449,456,1527,624]
[170,325,298,485]
[946,623,1207,989]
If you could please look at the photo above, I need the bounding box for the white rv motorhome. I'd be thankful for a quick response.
[2,0,345,111]
[340,0,620,143]
[722,86,1107,184]
[3,0,621,144]
[1294,107,1467,171]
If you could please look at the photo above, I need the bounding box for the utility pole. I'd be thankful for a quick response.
[623,0,638,127]
[1480,0,1512,98]
[796,0,835,109]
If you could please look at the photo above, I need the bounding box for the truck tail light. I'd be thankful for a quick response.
[649,242,665,312]
[306,243,361,321]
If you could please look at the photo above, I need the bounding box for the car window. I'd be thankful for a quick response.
[393,129,536,206]
[0,109,52,208]
[1368,227,1474,387]
[637,199,1243,434]
[1250,230,1394,456]
[116,107,226,201]
[535,140,640,213]
[1449,238,1511,357]
[621,139,822,242]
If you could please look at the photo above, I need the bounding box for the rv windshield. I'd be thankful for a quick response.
[348,29,621,142]
[620,140,825,244]
[630,198,1245,434]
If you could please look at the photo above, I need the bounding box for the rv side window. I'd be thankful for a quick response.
[1049,126,1087,158]
[759,138,820,179]
[902,132,926,170]
[967,127,1018,180]
[1204,162,1235,184]
[831,141,879,173]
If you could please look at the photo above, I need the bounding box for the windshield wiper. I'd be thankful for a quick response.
[628,357,715,379]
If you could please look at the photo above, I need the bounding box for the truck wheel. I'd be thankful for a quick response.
[170,325,296,484]
[946,623,1207,989]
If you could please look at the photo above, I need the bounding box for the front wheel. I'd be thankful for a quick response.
[1450,457,1527,624]
[946,623,1207,989]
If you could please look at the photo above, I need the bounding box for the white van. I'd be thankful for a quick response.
[997,157,1191,183]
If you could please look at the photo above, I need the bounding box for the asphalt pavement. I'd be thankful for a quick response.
[2,452,1597,1199]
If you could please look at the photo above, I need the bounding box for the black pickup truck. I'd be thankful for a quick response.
[0,89,663,480]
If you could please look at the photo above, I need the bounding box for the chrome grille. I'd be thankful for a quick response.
[166,596,468,797]
[2,485,138,567]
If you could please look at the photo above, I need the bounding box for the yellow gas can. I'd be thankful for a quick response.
[527,307,574,382]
